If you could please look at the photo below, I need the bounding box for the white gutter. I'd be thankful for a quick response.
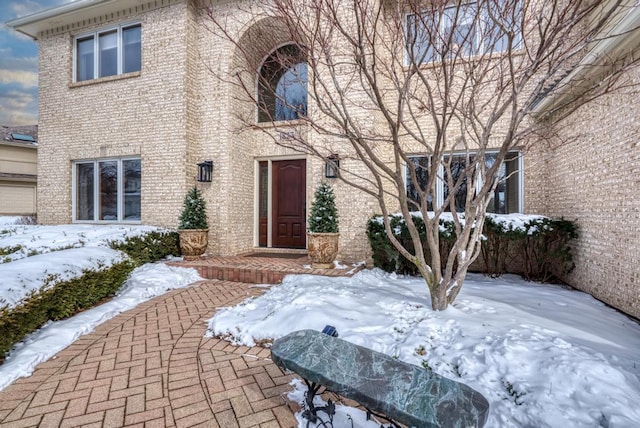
[4,0,154,40]
[533,3,640,115]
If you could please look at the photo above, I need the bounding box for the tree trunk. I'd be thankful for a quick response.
[431,285,449,311]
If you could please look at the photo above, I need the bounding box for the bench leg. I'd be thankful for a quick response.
[300,380,397,428]
[365,408,400,428]
[301,379,337,427]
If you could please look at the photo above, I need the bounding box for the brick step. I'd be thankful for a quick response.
[168,255,364,284]
[185,263,289,284]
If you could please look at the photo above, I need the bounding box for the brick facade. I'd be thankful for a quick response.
[26,0,640,317]
[37,1,191,227]
[540,73,640,319]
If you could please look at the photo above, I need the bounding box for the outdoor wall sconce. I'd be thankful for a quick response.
[325,154,340,178]
[197,160,213,182]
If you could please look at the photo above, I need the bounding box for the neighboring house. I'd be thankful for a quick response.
[6,1,640,318]
[0,126,37,216]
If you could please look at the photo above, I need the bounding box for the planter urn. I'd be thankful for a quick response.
[307,232,339,269]
[178,229,209,260]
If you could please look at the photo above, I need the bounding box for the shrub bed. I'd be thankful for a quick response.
[367,214,577,282]
[0,230,179,362]
[110,230,180,265]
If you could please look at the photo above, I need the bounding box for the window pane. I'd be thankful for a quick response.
[258,45,307,123]
[259,163,268,218]
[123,159,141,221]
[123,25,141,73]
[486,153,520,214]
[99,30,118,77]
[99,161,118,221]
[443,2,478,57]
[275,62,307,121]
[76,36,94,81]
[406,13,435,63]
[485,154,503,213]
[443,155,475,212]
[406,1,521,62]
[76,163,94,220]
[406,157,433,211]
[504,155,519,213]
[485,0,521,53]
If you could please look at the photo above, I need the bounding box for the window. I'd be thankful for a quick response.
[74,158,141,222]
[258,44,308,122]
[75,23,141,82]
[406,152,521,213]
[406,1,520,64]
[406,156,434,211]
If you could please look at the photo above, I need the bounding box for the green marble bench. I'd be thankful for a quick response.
[271,329,489,427]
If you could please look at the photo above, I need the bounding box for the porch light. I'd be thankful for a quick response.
[325,154,340,178]
[197,160,213,182]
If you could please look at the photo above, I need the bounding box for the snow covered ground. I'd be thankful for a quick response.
[0,218,202,390]
[209,270,640,427]
[2,216,640,427]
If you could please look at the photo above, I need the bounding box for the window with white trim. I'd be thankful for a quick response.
[405,1,521,64]
[75,23,141,82]
[406,151,522,213]
[74,158,141,222]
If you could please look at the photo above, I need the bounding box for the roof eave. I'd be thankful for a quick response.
[0,141,38,149]
[532,4,640,117]
[5,0,137,39]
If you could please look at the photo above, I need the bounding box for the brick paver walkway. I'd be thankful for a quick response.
[0,280,298,428]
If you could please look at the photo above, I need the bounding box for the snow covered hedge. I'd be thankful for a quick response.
[367,213,577,281]
[0,230,179,362]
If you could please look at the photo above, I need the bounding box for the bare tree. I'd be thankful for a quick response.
[200,0,638,310]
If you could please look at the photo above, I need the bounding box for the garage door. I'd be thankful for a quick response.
[0,185,36,215]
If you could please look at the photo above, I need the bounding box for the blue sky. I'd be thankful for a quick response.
[0,0,72,126]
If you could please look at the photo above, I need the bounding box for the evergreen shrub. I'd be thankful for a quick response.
[367,214,577,282]
[308,182,339,233]
[179,187,208,230]
[0,261,134,363]
[110,230,180,265]
[0,230,180,363]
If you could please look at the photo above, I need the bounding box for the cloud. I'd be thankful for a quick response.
[0,90,37,125]
[10,1,53,17]
[0,55,37,72]
[0,70,38,88]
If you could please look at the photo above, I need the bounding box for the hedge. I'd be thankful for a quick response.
[0,230,180,363]
[367,214,577,282]
[109,230,180,265]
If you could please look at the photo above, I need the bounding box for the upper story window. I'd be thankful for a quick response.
[406,1,520,64]
[406,151,522,214]
[258,44,308,123]
[75,23,141,82]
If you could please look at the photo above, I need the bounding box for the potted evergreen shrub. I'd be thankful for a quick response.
[178,186,209,260]
[307,182,339,268]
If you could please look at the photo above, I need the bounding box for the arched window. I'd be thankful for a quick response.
[258,44,308,123]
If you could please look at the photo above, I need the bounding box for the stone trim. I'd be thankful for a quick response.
[69,71,141,88]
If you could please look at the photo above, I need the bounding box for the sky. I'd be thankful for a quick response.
[0,0,72,126]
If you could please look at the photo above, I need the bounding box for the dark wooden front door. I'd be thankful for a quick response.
[272,159,306,248]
